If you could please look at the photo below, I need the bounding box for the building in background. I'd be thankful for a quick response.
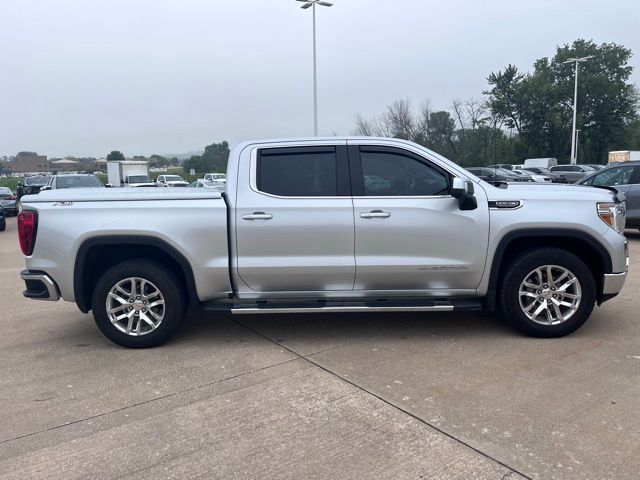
[49,158,80,172]
[7,152,49,174]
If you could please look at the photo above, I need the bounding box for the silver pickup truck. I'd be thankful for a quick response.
[18,138,629,348]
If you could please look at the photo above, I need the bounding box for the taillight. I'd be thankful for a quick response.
[17,210,38,255]
[8,195,16,200]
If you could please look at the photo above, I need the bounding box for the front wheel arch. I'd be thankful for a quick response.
[485,229,610,310]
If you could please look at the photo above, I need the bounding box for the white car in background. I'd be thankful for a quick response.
[204,173,227,184]
[156,175,189,187]
[187,179,225,190]
[510,169,551,183]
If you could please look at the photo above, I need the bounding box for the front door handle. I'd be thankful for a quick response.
[242,212,273,220]
[360,210,391,219]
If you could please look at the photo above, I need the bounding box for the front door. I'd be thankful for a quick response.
[349,143,489,292]
[234,143,355,293]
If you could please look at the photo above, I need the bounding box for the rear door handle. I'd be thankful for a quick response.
[360,210,391,219]
[242,212,273,220]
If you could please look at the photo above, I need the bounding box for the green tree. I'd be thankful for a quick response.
[183,141,229,173]
[106,150,125,161]
[486,40,639,163]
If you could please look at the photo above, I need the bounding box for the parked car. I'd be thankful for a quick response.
[509,169,551,183]
[578,161,640,230]
[549,165,596,183]
[518,166,567,183]
[0,206,5,232]
[156,175,189,187]
[466,167,531,183]
[0,187,18,215]
[487,164,515,170]
[204,173,227,184]
[42,174,104,190]
[16,176,49,200]
[18,137,628,348]
[187,179,225,190]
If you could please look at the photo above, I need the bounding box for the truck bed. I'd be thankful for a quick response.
[21,188,231,304]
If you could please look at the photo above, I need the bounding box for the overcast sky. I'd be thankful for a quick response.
[1,0,639,158]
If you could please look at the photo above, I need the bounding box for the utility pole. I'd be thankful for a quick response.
[563,56,593,164]
[297,0,333,136]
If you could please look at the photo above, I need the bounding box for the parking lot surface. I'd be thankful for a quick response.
[0,216,639,479]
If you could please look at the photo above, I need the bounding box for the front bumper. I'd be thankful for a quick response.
[601,240,629,299]
[603,272,627,295]
[20,270,60,301]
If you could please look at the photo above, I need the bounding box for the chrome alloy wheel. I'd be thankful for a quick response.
[518,265,582,325]
[106,277,165,336]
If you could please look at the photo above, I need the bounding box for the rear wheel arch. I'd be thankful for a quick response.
[486,229,612,310]
[74,236,198,314]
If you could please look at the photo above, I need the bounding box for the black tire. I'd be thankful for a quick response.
[500,248,596,338]
[0,221,5,232]
[91,259,186,348]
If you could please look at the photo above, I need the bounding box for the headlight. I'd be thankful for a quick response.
[597,202,626,233]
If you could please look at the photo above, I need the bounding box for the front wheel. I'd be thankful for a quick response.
[500,248,596,337]
[91,259,187,348]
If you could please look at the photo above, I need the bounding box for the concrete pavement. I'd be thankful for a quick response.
[1,215,638,479]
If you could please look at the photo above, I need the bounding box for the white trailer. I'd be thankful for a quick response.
[608,151,640,163]
[106,161,155,187]
[524,158,558,169]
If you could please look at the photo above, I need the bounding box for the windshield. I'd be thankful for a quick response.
[164,175,184,182]
[57,175,103,188]
[25,176,48,185]
[128,175,150,183]
[0,187,12,195]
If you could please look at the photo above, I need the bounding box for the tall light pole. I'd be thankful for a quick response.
[563,56,593,164]
[298,0,333,136]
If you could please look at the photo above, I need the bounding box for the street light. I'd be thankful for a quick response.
[563,56,593,164]
[297,0,333,136]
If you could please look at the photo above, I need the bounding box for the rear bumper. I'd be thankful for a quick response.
[20,270,60,301]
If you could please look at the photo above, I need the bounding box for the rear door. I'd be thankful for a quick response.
[349,142,489,292]
[234,143,356,293]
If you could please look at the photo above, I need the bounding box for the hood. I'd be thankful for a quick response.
[483,182,621,203]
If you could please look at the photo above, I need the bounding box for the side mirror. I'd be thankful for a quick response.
[451,177,474,198]
[451,177,477,211]
[105,183,112,188]
[41,185,52,191]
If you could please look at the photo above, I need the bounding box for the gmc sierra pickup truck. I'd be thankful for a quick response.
[18,138,629,348]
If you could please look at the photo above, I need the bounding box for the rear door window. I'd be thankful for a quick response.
[257,147,338,197]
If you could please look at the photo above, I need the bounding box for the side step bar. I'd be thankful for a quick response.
[204,299,483,315]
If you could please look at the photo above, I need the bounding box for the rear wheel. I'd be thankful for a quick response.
[500,248,596,337]
[91,259,186,348]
